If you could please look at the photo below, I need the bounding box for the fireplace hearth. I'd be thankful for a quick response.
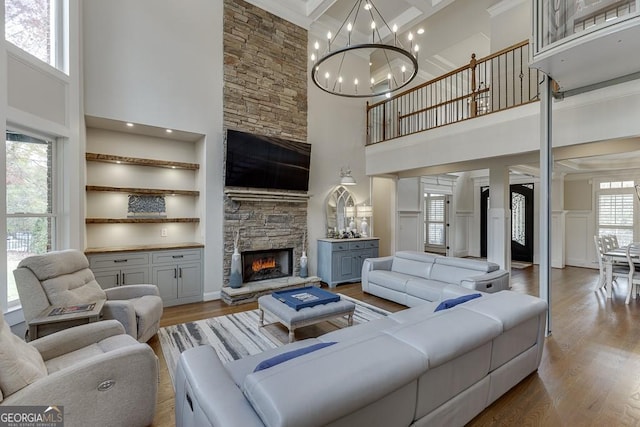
[242,248,293,283]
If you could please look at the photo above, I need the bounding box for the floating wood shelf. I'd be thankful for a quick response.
[86,152,199,170]
[86,218,200,224]
[86,185,199,196]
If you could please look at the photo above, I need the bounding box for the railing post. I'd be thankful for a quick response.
[382,101,387,141]
[366,101,370,144]
[470,53,477,118]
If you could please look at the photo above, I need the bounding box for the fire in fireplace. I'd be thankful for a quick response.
[242,248,293,283]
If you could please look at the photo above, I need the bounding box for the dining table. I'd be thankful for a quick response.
[602,245,640,300]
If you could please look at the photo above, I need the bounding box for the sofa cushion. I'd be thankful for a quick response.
[254,342,337,372]
[429,258,498,286]
[367,270,413,293]
[406,278,449,302]
[434,293,482,311]
[392,251,438,278]
[0,314,47,397]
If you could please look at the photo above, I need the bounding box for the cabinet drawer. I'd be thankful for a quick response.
[89,252,149,269]
[365,240,379,249]
[152,249,201,264]
[349,241,366,250]
[330,242,349,252]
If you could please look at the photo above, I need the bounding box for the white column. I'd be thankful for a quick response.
[488,166,511,270]
[540,76,552,335]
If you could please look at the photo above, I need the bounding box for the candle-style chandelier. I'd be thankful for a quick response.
[310,0,419,98]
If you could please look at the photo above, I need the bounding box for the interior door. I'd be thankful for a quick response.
[480,184,534,262]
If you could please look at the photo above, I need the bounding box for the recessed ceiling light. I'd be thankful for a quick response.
[126,122,134,127]
[417,28,425,35]
[166,129,173,133]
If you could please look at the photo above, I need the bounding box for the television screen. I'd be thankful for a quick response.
[225,129,311,192]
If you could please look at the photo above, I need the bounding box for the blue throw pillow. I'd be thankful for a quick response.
[253,342,337,372]
[434,293,482,312]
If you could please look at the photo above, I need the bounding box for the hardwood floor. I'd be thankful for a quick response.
[149,266,640,426]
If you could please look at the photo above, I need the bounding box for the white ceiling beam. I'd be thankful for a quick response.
[306,0,340,21]
[243,0,313,28]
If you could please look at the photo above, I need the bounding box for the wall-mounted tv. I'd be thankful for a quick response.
[225,129,311,192]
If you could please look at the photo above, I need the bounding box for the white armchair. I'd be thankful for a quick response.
[0,316,158,426]
[14,249,163,342]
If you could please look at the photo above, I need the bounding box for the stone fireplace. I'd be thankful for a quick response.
[242,248,293,283]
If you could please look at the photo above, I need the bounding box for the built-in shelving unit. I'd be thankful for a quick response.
[84,122,203,251]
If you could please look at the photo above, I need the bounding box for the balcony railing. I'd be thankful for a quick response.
[366,41,542,145]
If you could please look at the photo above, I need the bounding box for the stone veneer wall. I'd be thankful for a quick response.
[222,0,308,286]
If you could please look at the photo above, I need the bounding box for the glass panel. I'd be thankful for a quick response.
[537,0,637,51]
[512,193,526,246]
[5,0,53,65]
[6,132,55,307]
[428,224,444,245]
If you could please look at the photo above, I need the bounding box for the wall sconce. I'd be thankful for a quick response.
[340,166,357,186]
[358,205,373,237]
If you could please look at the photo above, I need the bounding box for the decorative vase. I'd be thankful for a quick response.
[300,251,308,278]
[229,247,242,288]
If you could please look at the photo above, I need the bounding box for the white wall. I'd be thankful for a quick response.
[82,0,224,299]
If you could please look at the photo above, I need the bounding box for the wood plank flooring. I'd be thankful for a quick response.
[148,265,640,426]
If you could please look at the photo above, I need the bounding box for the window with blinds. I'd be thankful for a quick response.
[597,185,635,247]
[424,193,446,246]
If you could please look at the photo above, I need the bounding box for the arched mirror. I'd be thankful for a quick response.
[325,185,356,235]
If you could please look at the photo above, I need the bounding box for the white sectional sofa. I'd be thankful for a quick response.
[174,290,547,427]
[362,251,510,307]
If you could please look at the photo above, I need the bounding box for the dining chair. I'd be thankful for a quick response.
[626,242,640,304]
[594,235,628,292]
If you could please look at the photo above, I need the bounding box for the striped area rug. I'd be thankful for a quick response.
[158,294,390,386]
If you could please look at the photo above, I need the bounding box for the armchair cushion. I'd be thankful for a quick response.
[18,250,106,306]
[104,284,159,300]
[0,313,47,397]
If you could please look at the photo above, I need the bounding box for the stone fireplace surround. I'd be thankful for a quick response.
[223,191,308,288]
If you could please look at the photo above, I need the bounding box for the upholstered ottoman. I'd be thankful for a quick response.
[258,294,355,342]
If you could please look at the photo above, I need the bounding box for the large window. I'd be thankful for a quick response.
[424,193,446,248]
[597,180,635,246]
[5,0,66,72]
[6,131,56,308]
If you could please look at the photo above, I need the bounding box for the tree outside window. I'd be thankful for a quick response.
[5,0,63,70]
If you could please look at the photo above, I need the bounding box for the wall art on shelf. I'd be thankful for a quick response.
[127,195,167,218]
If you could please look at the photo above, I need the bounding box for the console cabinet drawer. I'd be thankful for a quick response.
[89,253,149,269]
[152,250,201,264]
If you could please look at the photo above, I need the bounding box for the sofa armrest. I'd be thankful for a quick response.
[105,284,160,300]
[30,320,126,361]
[175,346,263,427]
[361,256,394,293]
[102,300,138,338]
[460,269,510,293]
[4,343,158,427]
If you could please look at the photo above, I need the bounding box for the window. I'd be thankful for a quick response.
[597,180,635,247]
[5,0,66,72]
[6,131,56,308]
[424,193,446,247]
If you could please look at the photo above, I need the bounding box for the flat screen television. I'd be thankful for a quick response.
[225,129,311,192]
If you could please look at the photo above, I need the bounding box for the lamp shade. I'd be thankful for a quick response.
[358,205,373,218]
[345,206,356,218]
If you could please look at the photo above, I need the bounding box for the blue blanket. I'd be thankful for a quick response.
[254,342,337,372]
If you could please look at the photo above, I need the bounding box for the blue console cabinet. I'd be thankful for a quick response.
[317,238,379,288]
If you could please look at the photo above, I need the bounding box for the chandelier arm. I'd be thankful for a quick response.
[369,1,396,42]
[332,0,362,48]
[332,51,349,92]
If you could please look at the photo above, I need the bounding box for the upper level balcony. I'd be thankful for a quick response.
[531,0,640,91]
[367,41,542,145]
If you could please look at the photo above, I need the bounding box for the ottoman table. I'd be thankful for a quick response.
[258,292,356,342]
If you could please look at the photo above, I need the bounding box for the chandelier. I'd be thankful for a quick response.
[310,0,419,98]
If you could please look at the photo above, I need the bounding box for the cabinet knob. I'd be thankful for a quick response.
[173,255,184,259]
[114,259,128,263]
